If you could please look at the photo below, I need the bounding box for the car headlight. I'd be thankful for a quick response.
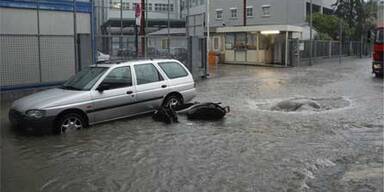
[26,110,46,119]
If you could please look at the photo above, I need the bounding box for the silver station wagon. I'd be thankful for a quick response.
[9,59,196,134]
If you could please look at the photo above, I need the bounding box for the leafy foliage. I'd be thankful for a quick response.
[333,0,377,40]
[307,13,352,40]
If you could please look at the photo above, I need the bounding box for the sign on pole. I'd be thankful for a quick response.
[135,2,141,26]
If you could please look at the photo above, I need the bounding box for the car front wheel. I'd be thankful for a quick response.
[54,113,85,134]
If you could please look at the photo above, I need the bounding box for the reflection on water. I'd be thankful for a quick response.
[1,61,383,192]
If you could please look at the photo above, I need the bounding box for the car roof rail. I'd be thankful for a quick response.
[96,59,127,65]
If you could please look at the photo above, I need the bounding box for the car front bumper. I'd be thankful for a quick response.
[9,109,55,133]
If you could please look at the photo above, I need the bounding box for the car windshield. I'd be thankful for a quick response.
[61,67,108,90]
[375,28,384,44]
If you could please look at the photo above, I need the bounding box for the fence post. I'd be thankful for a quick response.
[328,41,332,58]
[313,40,317,60]
[36,0,42,82]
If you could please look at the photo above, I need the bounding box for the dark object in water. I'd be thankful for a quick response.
[186,103,230,120]
[152,106,178,124]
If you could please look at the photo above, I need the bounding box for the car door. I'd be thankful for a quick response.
[90,66,137,123]
[133,63,169,112]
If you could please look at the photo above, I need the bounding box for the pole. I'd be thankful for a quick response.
[186,0,190,68]
[120,0,123,56]
[285,0,288,67]
[73,0,79,71]
[91,0,97,64]
[243,0,246,26]
[167,0,171,56]
[37,0,42,82]
[145,0,148,57]
[135,24,138,58]
[309,0,313,66]
[186,0,189,38]
[140,0,145,57]
[206,0,210,76]
[285,31,288,67]
[339,20,342,64]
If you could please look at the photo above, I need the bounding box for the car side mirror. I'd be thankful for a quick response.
[96,83,110,92]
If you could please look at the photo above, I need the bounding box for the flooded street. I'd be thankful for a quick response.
[1,58,383,192]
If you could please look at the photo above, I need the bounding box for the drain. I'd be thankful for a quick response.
[255,97,351,112]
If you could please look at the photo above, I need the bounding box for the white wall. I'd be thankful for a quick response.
[0,8,38,34]
[0,8,90,35]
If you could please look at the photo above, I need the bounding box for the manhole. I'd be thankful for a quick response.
[254,97,351,113]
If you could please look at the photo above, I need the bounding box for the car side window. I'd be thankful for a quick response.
[158,62,188,79]
[100,66,132,89]
[134,63,163,85]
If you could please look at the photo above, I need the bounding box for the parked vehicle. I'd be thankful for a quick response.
[9,59,196,134]
[372,0,384,77]
[373,27,384,77]
[97,51,110,63]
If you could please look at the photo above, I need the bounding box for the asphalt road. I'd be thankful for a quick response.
[1,58,383,192]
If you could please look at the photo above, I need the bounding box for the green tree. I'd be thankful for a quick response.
[334,0,377,40]
[307,13,352,40]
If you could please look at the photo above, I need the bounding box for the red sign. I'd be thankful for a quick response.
[135,3,141,17]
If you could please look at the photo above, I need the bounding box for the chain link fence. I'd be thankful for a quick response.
[290,40,368,66]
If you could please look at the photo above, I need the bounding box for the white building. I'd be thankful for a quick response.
[181,0,336,65]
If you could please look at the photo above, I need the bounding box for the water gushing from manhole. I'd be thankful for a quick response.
[252,97,351,113]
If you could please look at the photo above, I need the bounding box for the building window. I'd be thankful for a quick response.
[235,33,246,49]
[216,9,223,20]
[262,5,271,17]
[247,33,257,50]
[200,0,205,5]
[213,37,219,50]
[246,6,253,17]
[110,0,121,9]
[225,33,235,50]
[122,2,129,10]
[154,3,173,12]
[142,3,152,11]
[230,8,238,18]
[161,39,169,49]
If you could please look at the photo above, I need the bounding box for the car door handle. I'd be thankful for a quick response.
[161,85,167,88]
[126,91,133,94]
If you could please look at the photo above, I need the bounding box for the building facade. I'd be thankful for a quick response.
[182,0,336,65]
[94,0,185,57]
[0,0,92,89]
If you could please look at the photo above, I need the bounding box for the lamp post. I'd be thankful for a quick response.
[168,0,171,56]
[309,0,313,66]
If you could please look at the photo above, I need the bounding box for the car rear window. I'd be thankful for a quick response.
[158,62,188,79]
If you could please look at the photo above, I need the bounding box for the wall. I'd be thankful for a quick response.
[209,0,308,27]
[0,6,91,88]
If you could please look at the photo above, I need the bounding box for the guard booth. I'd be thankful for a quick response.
[214,25,303,66]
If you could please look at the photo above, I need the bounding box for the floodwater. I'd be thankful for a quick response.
[1,58,383,192]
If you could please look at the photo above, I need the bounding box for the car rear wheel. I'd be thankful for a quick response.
[54,113,85,134]
[163,95,183,108]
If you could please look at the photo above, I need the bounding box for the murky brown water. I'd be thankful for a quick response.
[1,59,383,192]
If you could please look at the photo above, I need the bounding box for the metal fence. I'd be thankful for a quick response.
[289,40,366,66]
[300,40,362,59]
[0,34,77,88]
